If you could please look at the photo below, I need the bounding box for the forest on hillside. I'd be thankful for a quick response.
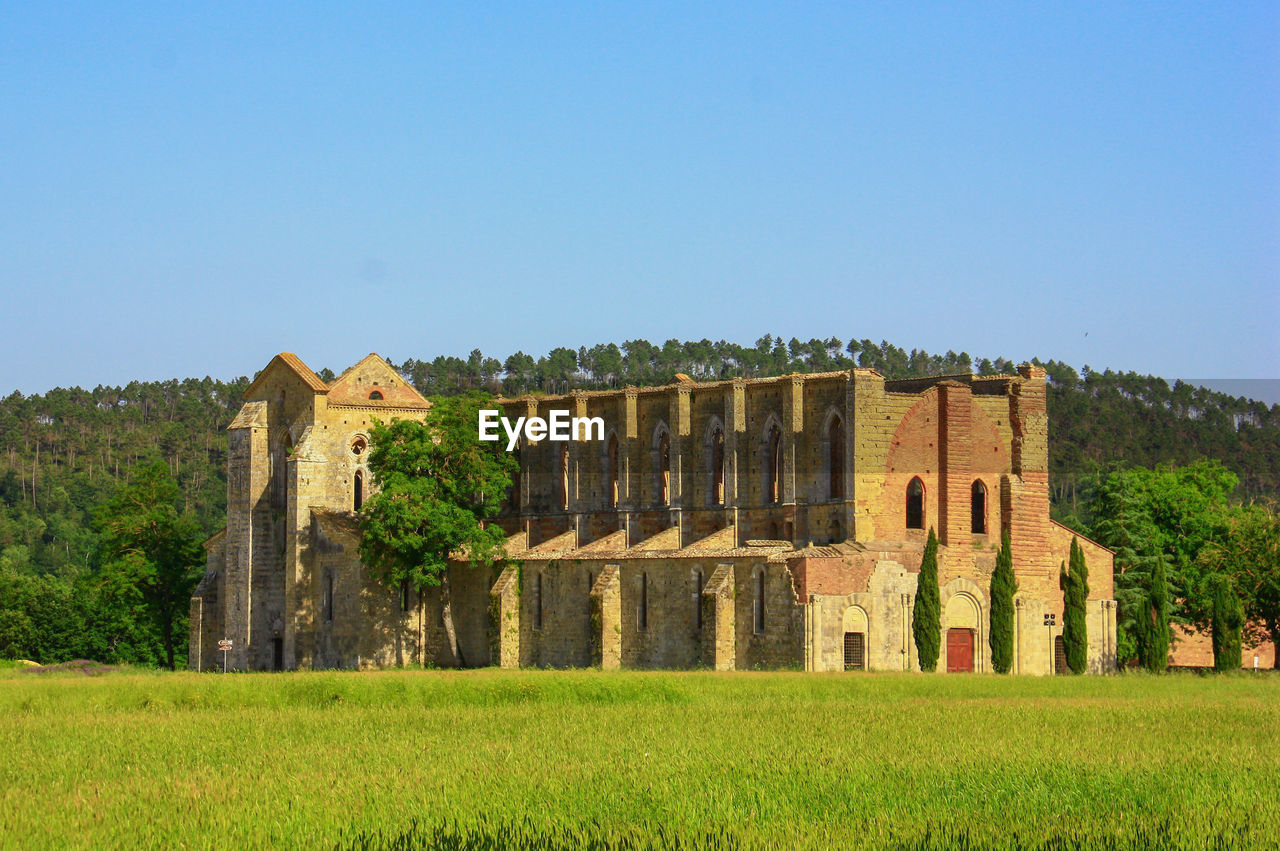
[0,336,1276,584]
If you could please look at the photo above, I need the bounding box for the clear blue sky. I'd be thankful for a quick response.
[2,3,1276,396]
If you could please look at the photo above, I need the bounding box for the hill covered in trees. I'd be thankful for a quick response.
[1,336,1277,584]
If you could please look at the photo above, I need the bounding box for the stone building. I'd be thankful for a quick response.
[190,352,1117,674]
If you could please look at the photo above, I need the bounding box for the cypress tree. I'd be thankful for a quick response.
[990,528,1018,674]
[1211,576,1243,673]
[1142,555,1170,673]
[912,528,941,672]
[1062,537,1089,674]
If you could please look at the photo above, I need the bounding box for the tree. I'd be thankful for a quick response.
[358,394,517,667]
[93,462,205,669]
[1211,576,1244,672]
[990,529,1017,673]
[1141,555,1170,673]
[1200,503,1280,668]
[912,529,941,671]
[1062,537,1089,674]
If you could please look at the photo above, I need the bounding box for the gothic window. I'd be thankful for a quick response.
[828,415,844,500]
[906,477,925,530]
[368,390,383,401]
[693,569,704,630]
[971,480,987,534]
[400,581,410,612]
[324,573,334,623]
[765,422,781,504]
[753,568,766,633]
[272,432,293,511]
[658,430,671,506]
[353,470,363,511]
[638,571,649,631]
[606,433,619,508]
[350,435,367,456]
[709,425,725,505]
[558,445,569,511]
[508,448,521,511]
[533,572,543,630]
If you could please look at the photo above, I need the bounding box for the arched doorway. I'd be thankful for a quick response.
[945,591,981,673]
[842,605,868,671]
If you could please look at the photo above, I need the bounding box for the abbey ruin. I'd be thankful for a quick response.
[189,352,1117,674]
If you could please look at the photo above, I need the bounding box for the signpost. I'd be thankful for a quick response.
[218,638,232,673]
[1043,613,1056,674]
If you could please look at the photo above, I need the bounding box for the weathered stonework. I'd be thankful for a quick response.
[191,352,1117,675]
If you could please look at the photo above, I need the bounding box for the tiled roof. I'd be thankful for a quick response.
[243,352,330,399]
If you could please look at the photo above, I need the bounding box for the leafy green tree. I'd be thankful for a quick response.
[358,394,517,667]
[912,528,941,672]
[1211,576,1244,672]
[93,462,205,669]
[1062,537,1089,674]
[1200,503,1280,668]
[1091,479,1171,665]
[990,529,1017,674]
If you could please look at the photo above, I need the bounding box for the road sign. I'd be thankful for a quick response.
[217,639,232,651]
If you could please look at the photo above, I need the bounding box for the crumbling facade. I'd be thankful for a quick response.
[190,352,1117,674]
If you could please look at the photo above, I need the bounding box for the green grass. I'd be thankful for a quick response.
[1,668,1278,849]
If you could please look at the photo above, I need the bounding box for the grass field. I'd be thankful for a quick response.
[1,666,1278,849]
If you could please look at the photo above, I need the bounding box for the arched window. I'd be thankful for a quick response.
[558,444,569,511]
[971,480,987,534]
[638,571,648,631]
[828,415,844,500]
[709,425,725,505]
[368,390,383,401]
[533,572,543,630]
[765,422,782,504]
[828,516,843,544]
[324,573,334,623]
[658,431,671,506]
[606,433,619,508]
[400,581,410,612]
[693,569,704,630]
[272,432,293,511]
[507,448,521,511]
[353,470,363,511]
[753,568,766,633]
[906,477,924,530]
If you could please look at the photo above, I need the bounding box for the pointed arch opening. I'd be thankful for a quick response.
[764,421,782,504]
[656,428,671,506]
[827,414,844,500]
[708,421,725,506]
[558,444,569,511]
[753,566,767,633]
[606,432,619,508]
[971,480,987,534]
[906,477,925,530]
[693,568,705,630]
[353,469,364,511]
[638,571,649,631]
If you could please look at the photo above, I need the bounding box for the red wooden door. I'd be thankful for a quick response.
[947,628,974,673]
